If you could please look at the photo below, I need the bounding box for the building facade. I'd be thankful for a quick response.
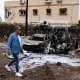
[5,0,79,25]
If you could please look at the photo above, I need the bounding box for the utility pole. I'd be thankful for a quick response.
[0,17,2,22]
[25,0,28,36]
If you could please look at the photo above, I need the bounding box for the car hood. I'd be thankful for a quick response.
[23,39,43,45]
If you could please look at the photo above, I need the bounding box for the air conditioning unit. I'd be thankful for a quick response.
[20,0,25,4]
[57,0,62,3]
[45,0,52,4]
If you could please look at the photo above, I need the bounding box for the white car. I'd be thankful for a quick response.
[22,34,49,53]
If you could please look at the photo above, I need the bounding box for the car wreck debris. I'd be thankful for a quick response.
[22,25,79,55]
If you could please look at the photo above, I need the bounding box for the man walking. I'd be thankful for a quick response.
[5,26,23,77]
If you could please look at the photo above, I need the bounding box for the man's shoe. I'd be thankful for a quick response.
[15,72,23,77]
[5,65,11,71]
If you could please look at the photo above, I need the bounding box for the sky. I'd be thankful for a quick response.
[0,0,4,21]
[0,0,80,21]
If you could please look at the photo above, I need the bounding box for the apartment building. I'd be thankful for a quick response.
[5,0,79,26]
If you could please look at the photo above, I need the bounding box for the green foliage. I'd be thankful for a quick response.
[77,20,80,27]
[0,22,25,37]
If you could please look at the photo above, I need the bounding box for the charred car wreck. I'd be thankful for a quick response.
[45,27,79,54]
[23,34,49,53]
[23,26,79,54]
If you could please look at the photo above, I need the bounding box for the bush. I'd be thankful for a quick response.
[0,22,25,37]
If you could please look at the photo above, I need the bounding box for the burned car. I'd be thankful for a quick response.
[46,27,79,54]
[22,34,49,53]
[22,25,79,54]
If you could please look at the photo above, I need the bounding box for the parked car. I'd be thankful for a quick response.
[22,34,49,53]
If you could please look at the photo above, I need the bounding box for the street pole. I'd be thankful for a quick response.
[25,0,28,36]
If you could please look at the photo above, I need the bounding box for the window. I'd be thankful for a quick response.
[46,9,51,15]
[57,0,62,3]
[8,11,11,17]
[19,10,26,16]
[59,8,67,15]
[5,9,12,18]
[20,0,25,4]
[33,9,38,16]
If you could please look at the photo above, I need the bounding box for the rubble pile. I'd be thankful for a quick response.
[23,63,80,80]
[26,65,55,80]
